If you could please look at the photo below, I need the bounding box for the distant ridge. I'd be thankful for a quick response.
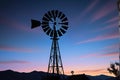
[0,70,116,80]
[87,74,116,80]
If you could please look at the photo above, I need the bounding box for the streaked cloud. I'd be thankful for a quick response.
[105,17,118,24]
[101,52,118,57]
[79,0,99,19]
[80,43,118,59]
[71,0,99,25]
[104,43,119,50]
[77,32,119,44]
[80,53,99,58]
[80,51,118,61]
[0,60,29,64]
[80,68,105,73]
[91,1,115,23]
[0,45,41,53]
[102,23,117,31]
[0,17,28,31]
[0,17,41,33]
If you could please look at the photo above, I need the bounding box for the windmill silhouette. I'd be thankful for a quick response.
[31,10,68,75]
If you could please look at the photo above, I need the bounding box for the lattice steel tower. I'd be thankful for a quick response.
[31,10,68,75]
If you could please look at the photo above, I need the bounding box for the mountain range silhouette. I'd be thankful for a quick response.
[0,70,117,80]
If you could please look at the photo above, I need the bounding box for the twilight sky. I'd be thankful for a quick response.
[0,0,119,76]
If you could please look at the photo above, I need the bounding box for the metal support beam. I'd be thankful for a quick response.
[48,22,64,75]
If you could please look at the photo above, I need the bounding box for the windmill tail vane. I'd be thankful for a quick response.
[31,19,41,29]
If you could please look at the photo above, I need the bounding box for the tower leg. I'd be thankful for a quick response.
[48,38,64,75]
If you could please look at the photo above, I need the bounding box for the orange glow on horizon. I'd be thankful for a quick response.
[0,63,114,77]
[0,67,114,77]
[64,69,114,77]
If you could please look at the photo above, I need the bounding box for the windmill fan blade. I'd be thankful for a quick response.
[51,10,56,20]
[58,12,62,18]
[50,30,54,37]
[42,22,48,25]
[61,22,68,26]
[31,19,41,29]
[46,28,52,36]
[44,13,53,22]
[55,10,59,17]
[43,27,49,32]
[57,30,63,36]
[62,26,68,30]
[42,16,49,22]
[62,17,68,22]
[48,11,52,18]
[42,25,47,29]
[42,21,49,28]
[60,28,66,34]
[60,14,65,20]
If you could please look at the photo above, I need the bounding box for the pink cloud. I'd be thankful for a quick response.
[111,57,119,60]
[0,17,41,33]
[80,53,99,58]
[105,17,118,24]
[101,52,118,57]
[0,17,28,31]
[91,2,115,23]
[0,60,29,64]
[71,0,99,25]
[77,32,119,44]
[91,23,117,34]
[101,23,117,31]
[80,51,118,59]
[80,0,99,19]
[0,45,41,53]
[104,43,119,50]
[101,43,119,59]
[80,68,105,73]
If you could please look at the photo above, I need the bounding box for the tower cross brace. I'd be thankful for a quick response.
[48,23,64,74]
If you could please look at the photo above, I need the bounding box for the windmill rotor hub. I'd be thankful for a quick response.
[41,10,69,38]
[54,22,56,25]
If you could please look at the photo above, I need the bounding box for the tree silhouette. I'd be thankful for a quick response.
[107,62,120,79]
[71,71,74,75]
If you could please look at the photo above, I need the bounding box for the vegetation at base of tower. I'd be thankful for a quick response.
[107,62,120,79]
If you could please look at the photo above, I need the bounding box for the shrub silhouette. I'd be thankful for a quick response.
[107,62,120,79]
[71,71,74,75]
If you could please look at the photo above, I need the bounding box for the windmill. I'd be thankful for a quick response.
[31,10,68,75]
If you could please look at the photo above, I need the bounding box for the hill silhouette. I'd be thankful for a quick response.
[0,70,117,80]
